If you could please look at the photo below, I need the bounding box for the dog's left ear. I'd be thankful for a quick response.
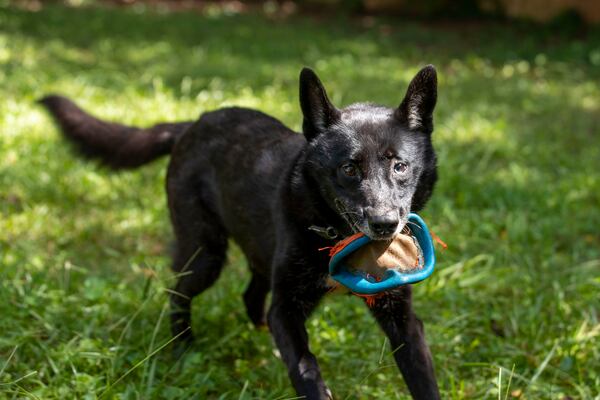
[395,65,437,133]
[299,67,340,141]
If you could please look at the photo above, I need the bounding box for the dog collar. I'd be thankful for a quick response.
[308,225,339,240]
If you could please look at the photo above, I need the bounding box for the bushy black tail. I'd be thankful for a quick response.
[38,95,193,169]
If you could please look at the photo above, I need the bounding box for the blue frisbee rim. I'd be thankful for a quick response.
[328,213,436,295]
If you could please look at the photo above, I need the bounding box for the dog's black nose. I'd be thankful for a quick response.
[368,214,399,236]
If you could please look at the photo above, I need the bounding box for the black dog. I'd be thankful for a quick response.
[40,66,440,399]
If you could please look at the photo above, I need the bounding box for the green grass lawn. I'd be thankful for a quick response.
[1,3,599,399]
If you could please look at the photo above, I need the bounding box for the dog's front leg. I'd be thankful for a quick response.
[268,293,331,399]
[368,287,440,400]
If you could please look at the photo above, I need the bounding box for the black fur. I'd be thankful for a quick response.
[40,66,440,399]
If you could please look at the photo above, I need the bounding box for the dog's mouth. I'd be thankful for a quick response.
[367,228,402,241]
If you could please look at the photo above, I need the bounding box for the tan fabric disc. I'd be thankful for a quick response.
[346,233,423,280]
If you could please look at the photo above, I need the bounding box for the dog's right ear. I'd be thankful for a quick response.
[299,68,340,141]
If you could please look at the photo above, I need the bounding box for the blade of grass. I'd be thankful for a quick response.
[99,326,190,399]
[0,345,17,378]
[504,364,515,400]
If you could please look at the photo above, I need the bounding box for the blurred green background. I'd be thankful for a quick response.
[1,1,599,399]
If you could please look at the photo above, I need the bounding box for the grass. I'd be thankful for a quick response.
[1,2,599,399]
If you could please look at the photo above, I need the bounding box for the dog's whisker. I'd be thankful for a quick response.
[406,221,423,230]
[333,198,363,234]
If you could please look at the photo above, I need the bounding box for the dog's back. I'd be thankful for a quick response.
[40,95,304,275]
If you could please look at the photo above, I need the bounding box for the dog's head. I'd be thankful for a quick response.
[301,66,438,240]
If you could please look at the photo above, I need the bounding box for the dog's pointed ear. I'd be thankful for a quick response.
[396,65,437,133]
[299,68,340,141]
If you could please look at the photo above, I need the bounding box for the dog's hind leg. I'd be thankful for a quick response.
[170,238,227,341]
[169,234,228,346]
[167,180,229,347]
[243,270,270,327]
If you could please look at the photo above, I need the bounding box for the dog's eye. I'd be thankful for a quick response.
[341,163,358,177]
[394,162,408,174]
